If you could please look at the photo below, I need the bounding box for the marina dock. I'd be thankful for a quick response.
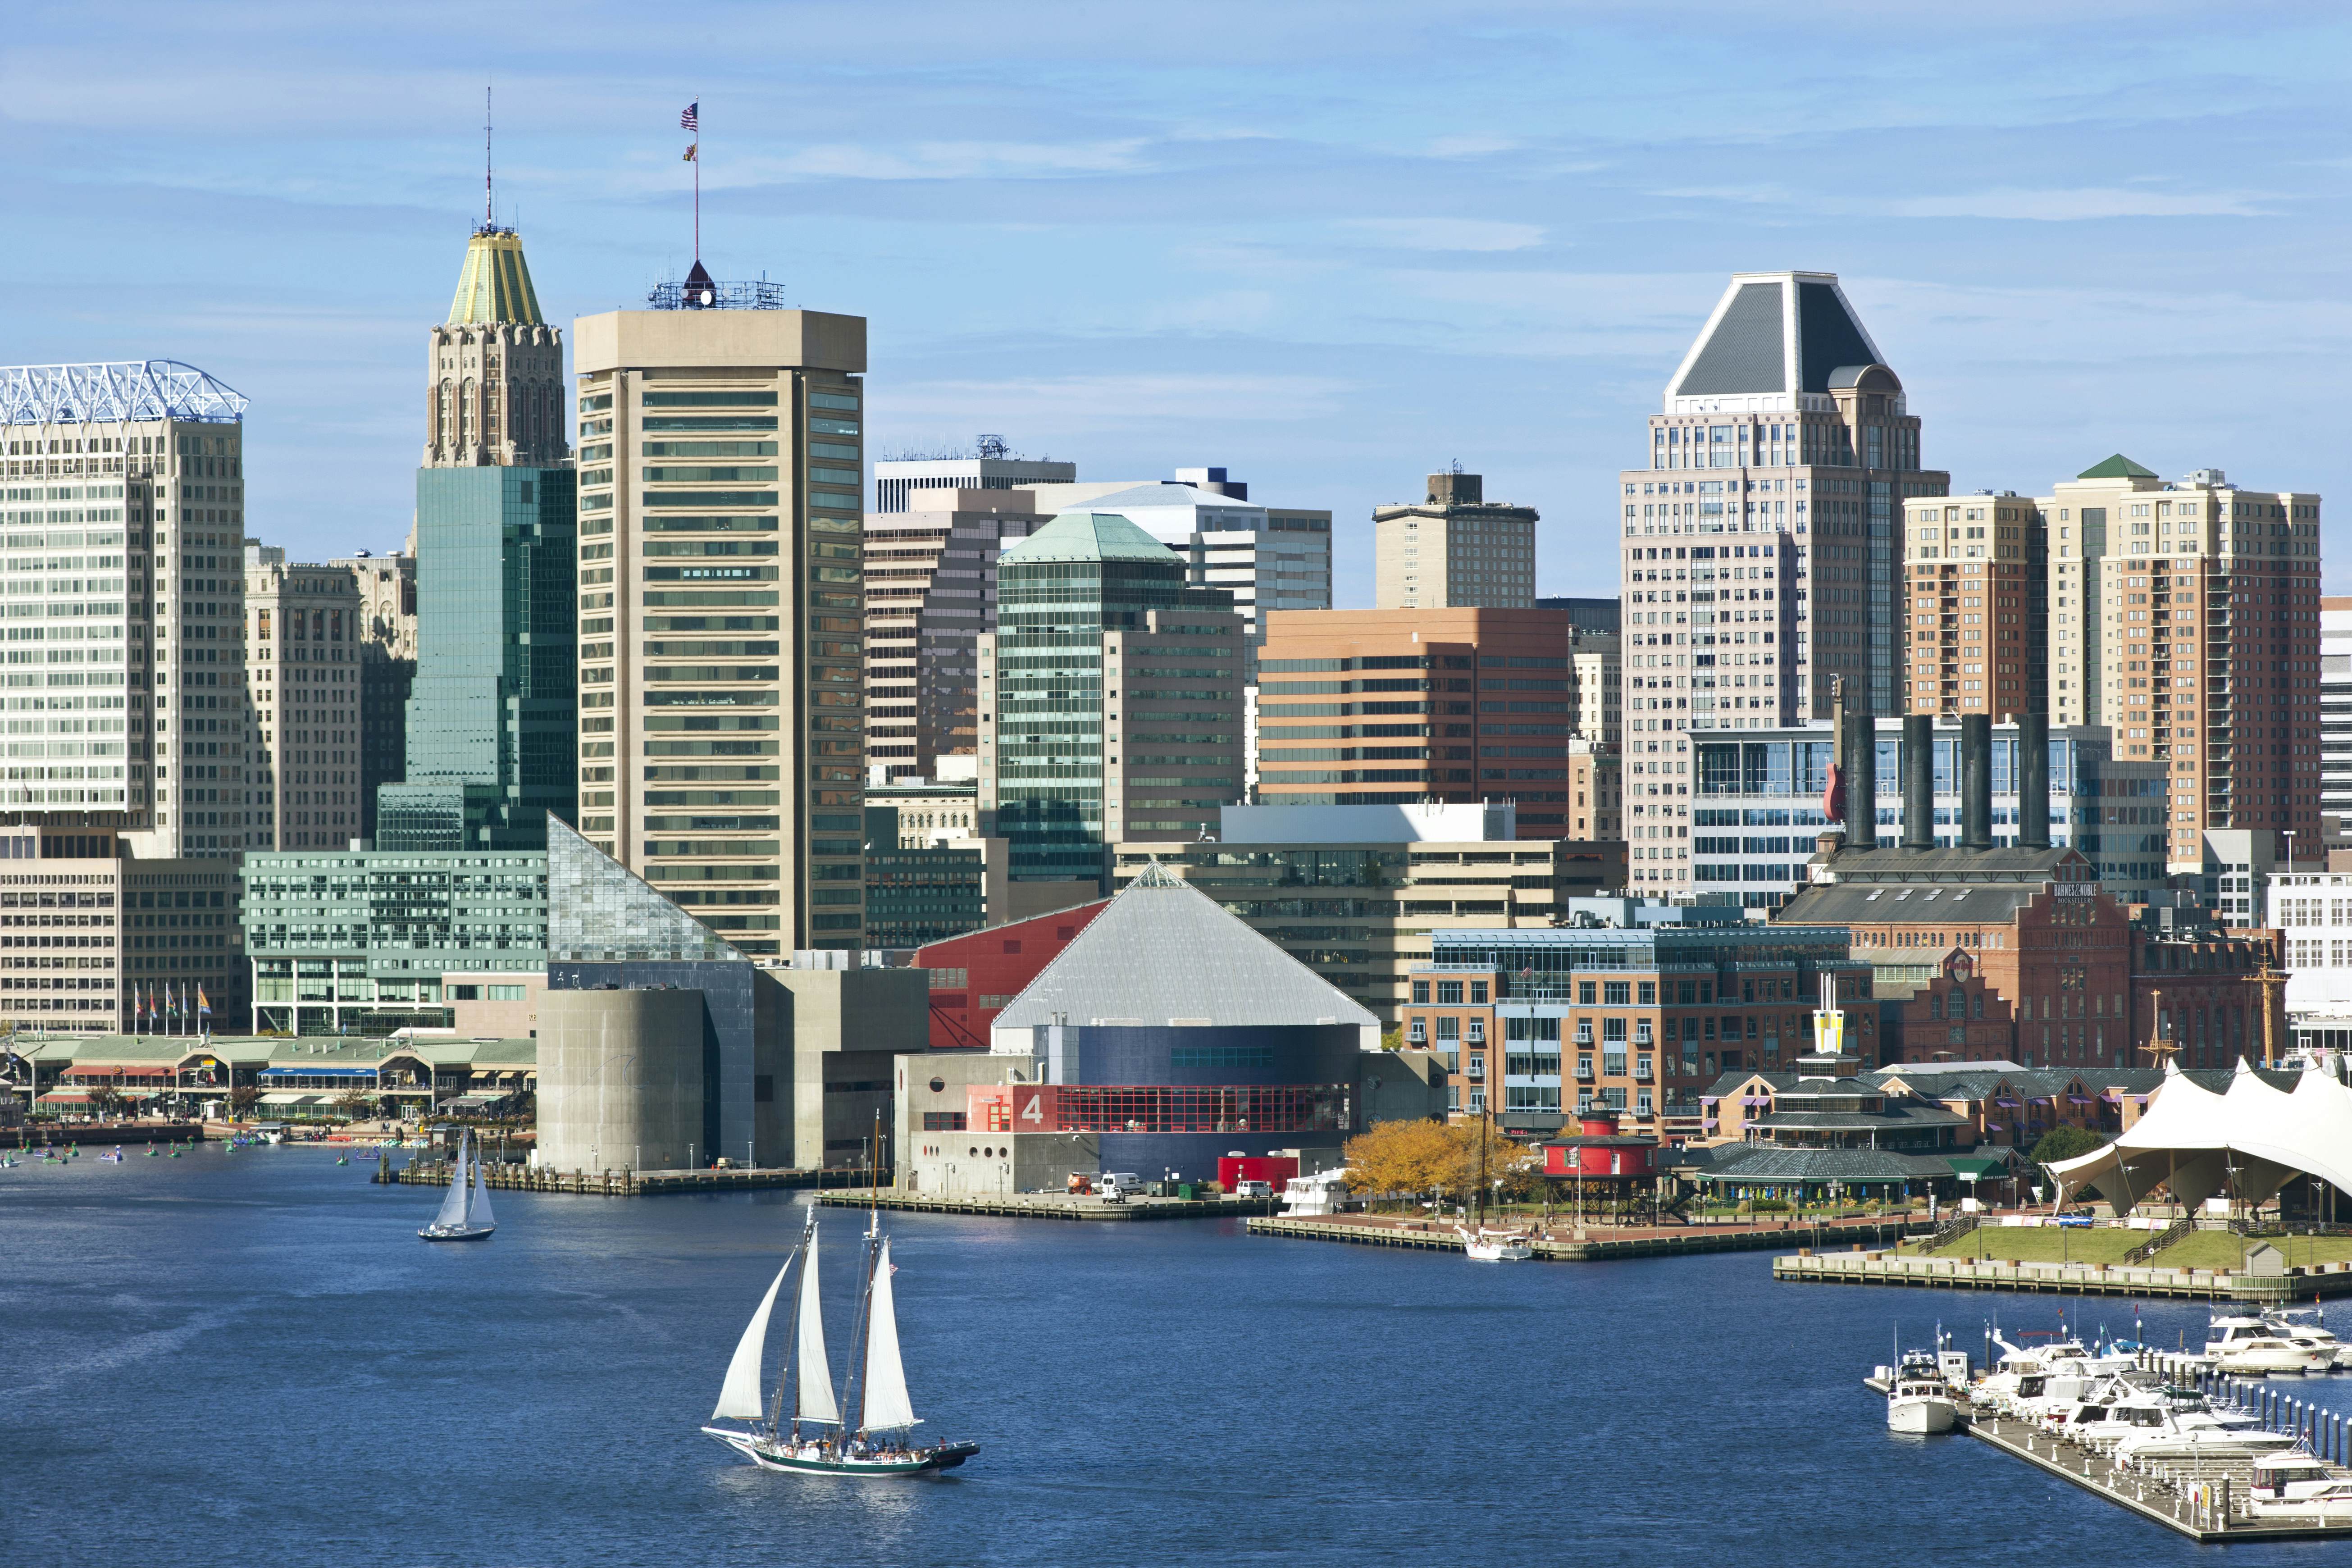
[1246,1212,1926,1260]
[1949,1363,2352,1542]
[373,1154,886,1197]
[815,1188,1269,1221]
[1776,1245,2352,1303]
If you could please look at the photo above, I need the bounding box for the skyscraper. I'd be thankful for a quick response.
[1617,272,1950,895]
[872,439,1074,512]
[861,488,1045,782]
[980,511,1245,891]
[2038,458,2321,871]
[1374,471,1538,608]
[330,547,418,841]
[1900,492,2048,720]
[243,553,362,851]
[381,224,578,851]
[572,271,869,953]
[0,360,255,858]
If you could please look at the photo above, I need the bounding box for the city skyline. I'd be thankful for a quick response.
[6,2,2350,606]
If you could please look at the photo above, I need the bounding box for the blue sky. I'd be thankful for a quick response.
[6,0,2350,602]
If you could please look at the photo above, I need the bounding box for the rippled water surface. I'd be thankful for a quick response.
[6,1148,2352,1565]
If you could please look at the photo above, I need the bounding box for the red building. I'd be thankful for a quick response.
[1541,1111,1658,1181]
[913,900,1109,1049]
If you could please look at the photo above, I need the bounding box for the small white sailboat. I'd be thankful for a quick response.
[418,1128,497,1241]
[1455,1225,1533,1262]
[701,1209,978,1477]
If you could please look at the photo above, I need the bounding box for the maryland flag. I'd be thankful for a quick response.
[682,144,696,162]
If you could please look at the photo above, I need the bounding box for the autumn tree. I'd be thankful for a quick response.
[1445,1119,1542,1212]
[1343,1118,1455,1208]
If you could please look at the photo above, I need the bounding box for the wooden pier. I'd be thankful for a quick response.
[1965,1410,2352,1542]
[1246,1213,1925,1261]
[373,1155,886,1197]
[815,1188,1267,1222]
[1774,1246,2352,1303]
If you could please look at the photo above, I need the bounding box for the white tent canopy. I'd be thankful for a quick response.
[2049,1057,2352,1214]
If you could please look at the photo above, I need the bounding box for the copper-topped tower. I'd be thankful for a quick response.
[424,225,569,469]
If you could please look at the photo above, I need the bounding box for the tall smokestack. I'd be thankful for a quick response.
[2018,710,2050,851]
[1960,712,1992,851]
[1901,713,1934,851]
[1845,709,1878,851]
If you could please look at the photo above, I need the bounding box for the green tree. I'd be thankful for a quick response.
[84,1084,121,1121]
[2028,1125,2109,1194]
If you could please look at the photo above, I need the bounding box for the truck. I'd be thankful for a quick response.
[1097,1171,1144,1202]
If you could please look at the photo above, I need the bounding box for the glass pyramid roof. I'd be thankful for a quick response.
[547,815,743,964]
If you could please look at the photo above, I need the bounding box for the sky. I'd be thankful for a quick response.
[5,0,2351,604]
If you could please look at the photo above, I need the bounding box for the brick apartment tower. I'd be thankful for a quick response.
[1617,272,1949,895]
[2039,457,2322,871]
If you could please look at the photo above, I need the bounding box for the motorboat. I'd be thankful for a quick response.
[2113,1414,2301,1467]
[1457,1226,1533,1262]
[1887,1350,1960,1435]
[2250,1452,2348,1504]
[2269,1308,2352,1369]
[417,1128,497,1241]
[2249,1480,2352,1522]
[2214,1334,2332,1375]
[701,1208,979,1477]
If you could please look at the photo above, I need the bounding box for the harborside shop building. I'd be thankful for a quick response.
[896,862,1425,1195]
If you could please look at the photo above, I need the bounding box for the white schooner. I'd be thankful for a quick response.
[700,1207,977,1476]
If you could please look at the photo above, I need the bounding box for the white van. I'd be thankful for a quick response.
[1098,1171,1143,1201]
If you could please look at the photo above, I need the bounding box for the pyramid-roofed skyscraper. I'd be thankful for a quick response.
[1616,271,1951,899]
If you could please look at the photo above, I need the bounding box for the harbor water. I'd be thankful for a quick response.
[9,1149,2352,1565]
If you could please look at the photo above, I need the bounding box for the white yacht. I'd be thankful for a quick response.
[2215,1334,2332,1375]
[2249,1481,2352,1522]
[1887,1355,1960,1435]
[1456,1226,1533,1262]
[2113,1415,2302,1467]
[2269,1308,2352,1369]
[2250,1452,2348,1504]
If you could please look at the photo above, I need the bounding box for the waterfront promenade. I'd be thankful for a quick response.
[1249,1210,1928,1260]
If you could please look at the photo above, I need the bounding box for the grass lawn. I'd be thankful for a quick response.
[1897,1227,2352,1270]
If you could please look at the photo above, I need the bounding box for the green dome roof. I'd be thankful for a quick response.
[998,510,1179,565]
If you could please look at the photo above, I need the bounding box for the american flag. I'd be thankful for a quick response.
[680,102,699,132]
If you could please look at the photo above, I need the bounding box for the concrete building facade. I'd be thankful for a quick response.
[871,447,1074,514]
[1374,470,1538,609]
[571,295,869,953]
[243,557,362,851]
[331,549,418,843]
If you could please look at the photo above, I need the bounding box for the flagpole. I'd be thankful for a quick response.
[693,111,701,260]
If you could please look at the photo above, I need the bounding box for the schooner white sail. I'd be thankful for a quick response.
[699,1209,975,1476]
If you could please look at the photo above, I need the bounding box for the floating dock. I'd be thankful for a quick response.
[1247,1213,1924,1260]
[815,1188,1267,1222]
[1775,1245,2352,1304]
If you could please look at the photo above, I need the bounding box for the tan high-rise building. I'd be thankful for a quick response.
[2040,456,2322,871]
[243,553,362,851]
[862,488,1044,782]
[1900,492,2047,719]
[1374,471,1537,608]
[1617,271,1950,896]
[329,548,418,841]
[572,283,868,953]
[424,227,570,469]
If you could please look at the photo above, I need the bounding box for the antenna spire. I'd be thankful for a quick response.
[484,85,495,226]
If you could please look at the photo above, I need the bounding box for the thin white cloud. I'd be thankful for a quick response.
[1342,218,1546,252]
[754,139,1153,183]
[1890,186,2276,220]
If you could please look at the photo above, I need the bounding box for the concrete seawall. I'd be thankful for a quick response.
[1774,1247,2352,1302]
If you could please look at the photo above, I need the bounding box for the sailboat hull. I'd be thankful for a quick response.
[418,1223,496,1241]
[702,1426,976,1476]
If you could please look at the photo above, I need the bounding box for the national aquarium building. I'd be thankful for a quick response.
[896,863,1442,1195]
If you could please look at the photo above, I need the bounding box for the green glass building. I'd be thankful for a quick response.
[980,511,1243,889]
[379,466,577,848]
[241,848,548,1035]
